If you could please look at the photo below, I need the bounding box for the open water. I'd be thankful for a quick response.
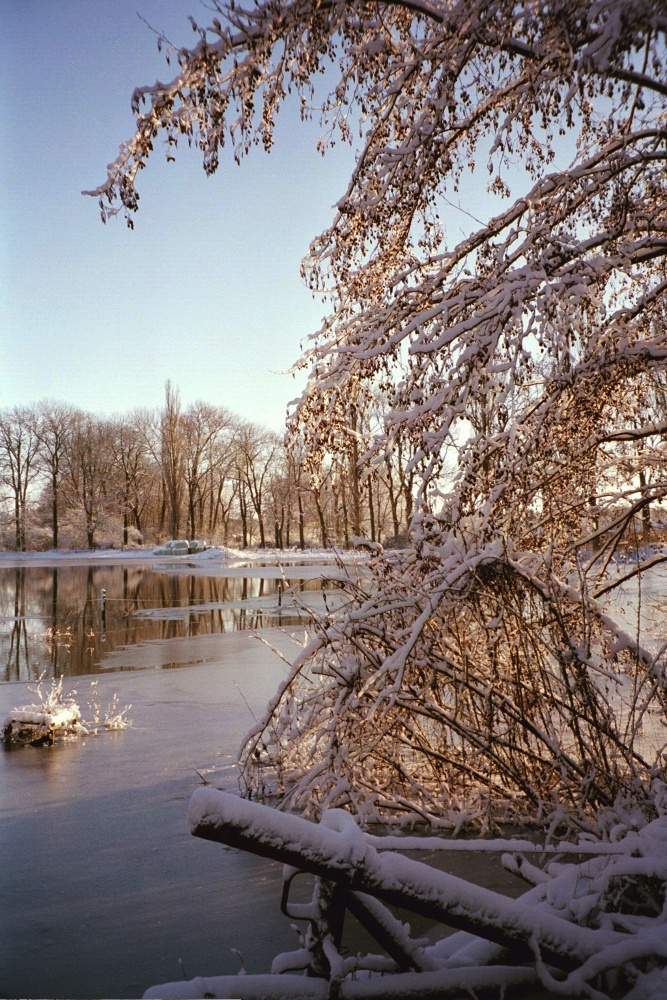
[0,560,527,999]
[0,561,345,682]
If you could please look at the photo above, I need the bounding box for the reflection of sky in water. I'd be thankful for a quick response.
[0,564,344,682]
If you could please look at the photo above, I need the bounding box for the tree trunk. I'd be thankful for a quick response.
[386,466,400,540]
[350,438,362,537]
[314,490,327,548]
[341,481,350,548]
[297,491,305,550]
[14,495,21,551]
[639,471,651,546]
[188,487,196,540]
[52,468,59,549]
[367,476,376,542]
[240,488,249,548]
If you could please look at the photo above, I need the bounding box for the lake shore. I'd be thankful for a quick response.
[0,544,360,570]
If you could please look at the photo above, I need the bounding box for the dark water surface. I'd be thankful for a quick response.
[0,563,527,1000]
[0,634,304,999]
[0,563,337,682]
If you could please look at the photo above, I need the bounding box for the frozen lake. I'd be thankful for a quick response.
[0,558,352,682]
[0,557,554,998]
[0,620,308,998]
[0,558,341,997]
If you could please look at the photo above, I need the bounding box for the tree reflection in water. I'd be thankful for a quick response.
[0,564,335,682]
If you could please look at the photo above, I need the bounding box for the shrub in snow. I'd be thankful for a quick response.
[2,675,130,746]
[2,677,85,745]
[125,525,144,548]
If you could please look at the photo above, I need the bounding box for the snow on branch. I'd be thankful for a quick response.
[138,787,667,999]
[90,1,667,835]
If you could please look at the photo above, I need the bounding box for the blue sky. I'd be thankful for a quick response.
[1,1,353,430]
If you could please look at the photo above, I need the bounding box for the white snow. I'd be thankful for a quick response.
[0,545,368,577]
[3,706,79,729]
[156,786,667,999]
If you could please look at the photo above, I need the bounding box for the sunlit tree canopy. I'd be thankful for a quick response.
[88,0,667,832]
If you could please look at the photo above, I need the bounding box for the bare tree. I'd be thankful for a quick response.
[265,444,292,549]
[110,410,157,545]
[182,402,233,540]
[206,422,239,543]
[0,406,41,550]
[33,400,79,549]
[63,413,114,549]
[160,379,185,538]
[236,423,279,548]
[87,1,667,830]
[287,445,311,551]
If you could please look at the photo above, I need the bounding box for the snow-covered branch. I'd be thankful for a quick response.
[90,0,667,833]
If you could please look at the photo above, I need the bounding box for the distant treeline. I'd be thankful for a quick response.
[0,381,414,552]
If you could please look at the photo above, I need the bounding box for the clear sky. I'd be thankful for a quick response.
[1,1,354,431]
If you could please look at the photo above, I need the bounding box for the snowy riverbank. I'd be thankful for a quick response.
[0,544,363,568]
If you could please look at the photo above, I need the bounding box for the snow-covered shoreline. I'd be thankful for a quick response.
[0,545,359,570]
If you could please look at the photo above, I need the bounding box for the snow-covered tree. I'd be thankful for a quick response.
[33,401,79,549]
[88,0,667,831]
[0,406,41,551]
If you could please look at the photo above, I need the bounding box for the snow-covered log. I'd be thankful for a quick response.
[148,789,667,999]
[2,705,85,745]
[143,965,539,999]
[188,788,621,971]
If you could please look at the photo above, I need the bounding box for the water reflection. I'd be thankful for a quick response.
[0,565,333,681]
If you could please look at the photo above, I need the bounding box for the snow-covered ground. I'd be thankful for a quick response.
[0,544,364,569]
